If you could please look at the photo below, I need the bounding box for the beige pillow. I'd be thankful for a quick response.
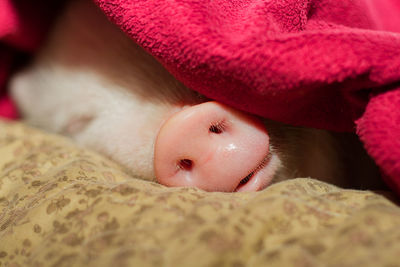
[1,120,399,267]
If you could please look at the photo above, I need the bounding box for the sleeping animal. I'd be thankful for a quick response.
[9,0,384,192]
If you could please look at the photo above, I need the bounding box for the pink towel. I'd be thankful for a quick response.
[1,0,400,195]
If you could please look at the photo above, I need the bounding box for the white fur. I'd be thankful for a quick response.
[10,0,198,180]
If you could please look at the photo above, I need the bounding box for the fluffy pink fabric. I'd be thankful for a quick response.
[1,0,400,194]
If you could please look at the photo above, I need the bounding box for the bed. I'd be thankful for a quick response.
[1,120,399,267]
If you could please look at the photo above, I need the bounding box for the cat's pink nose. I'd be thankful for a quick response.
[154,101,270,192]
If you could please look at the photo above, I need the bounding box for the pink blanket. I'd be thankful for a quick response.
[1,0,400,195]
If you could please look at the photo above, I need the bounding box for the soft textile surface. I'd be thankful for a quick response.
[1,1,400,193]
[1,120,400,267]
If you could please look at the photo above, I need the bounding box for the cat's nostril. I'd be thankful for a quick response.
[178,159,193,171]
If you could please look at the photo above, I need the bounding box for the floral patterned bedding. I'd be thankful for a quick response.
[1,120,399,267]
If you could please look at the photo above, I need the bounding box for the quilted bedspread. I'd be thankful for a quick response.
[2,0,400,195]
[0,120,399,267]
